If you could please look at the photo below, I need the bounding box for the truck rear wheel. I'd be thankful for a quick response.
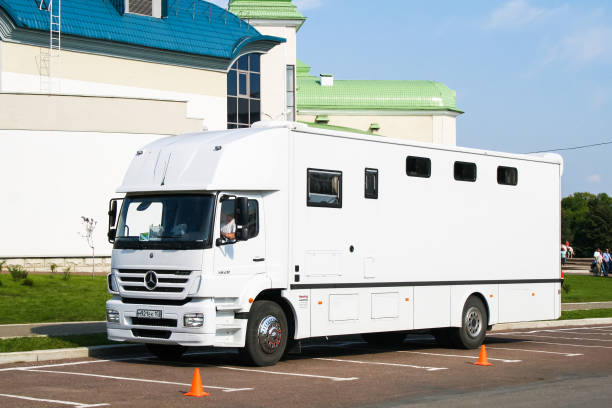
[243,300,288,366]
[146,344,187,361]
[451,296,488,349]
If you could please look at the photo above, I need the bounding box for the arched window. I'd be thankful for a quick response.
[227,53,261,128]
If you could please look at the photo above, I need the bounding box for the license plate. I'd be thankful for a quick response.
[137,309,162,319]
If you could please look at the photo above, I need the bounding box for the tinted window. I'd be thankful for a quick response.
[249,53,260,73]
[219,198,259,240]
[227,53,261,128]
[307,169,342,208]
[247,200,259,238]
[406,156,431,178]
[227,70,237,96]
[497,166,518,186]
[365,168,378,199]
[454,161,477,182]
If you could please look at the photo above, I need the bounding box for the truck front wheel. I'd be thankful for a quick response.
[243,300,288,366]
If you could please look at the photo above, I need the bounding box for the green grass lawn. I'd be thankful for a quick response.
[560,308,612,320]
[0,271,609,327]
[0,333,115,353]
[562,274,612,303]
[0,274,111,324]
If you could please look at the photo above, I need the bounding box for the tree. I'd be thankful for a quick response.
[562,193,612,257]
[80,216,97,279]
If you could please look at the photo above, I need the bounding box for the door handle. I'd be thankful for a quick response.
[253,257,265,262]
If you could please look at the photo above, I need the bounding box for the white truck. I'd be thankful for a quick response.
[106,121,563,366]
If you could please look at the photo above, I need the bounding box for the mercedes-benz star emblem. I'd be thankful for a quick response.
[144,270,158,291]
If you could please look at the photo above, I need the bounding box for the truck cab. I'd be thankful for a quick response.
[105,125,293,366]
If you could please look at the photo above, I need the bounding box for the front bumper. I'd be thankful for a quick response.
[105,296,216,346]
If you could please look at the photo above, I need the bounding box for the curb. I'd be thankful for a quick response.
[0,344,146,365]
[491,317,612,331]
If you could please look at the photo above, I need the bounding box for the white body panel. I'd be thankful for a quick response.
[106,122,562,347]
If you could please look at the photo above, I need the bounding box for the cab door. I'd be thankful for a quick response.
[213,194,266,277]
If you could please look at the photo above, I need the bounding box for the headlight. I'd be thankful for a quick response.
[106,309,120,323]
[184,313,204,328]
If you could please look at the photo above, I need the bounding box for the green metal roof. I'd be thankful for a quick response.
[296,61,461,112]
[299,121,375,136]
[297,59,311,76]
[229,0,305,23]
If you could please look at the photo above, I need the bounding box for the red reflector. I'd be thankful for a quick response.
[561,268,564,279]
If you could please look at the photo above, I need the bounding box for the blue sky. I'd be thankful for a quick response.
[220,1,612,197]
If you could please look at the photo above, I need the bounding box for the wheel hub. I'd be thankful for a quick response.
[465,306,482,338]
[257,315,282,354]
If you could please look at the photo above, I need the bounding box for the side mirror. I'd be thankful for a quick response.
[108,199,120,243]
[236,228,249,241]
[235,197,249,226]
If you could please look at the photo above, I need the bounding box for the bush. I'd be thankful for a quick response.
[63,266,72,281]
[8,265,28,281]
[0,260,6,273]
[22,278,34,287]
[50,263,58,274]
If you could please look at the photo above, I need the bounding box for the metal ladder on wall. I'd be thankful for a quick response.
[39,0,61,93]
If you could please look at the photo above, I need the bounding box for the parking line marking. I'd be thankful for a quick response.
[24,369,250,392]
[0,356,152,372]
[0,393,109,407]
[540,330,612,336]
[314,357,447,371]
[523,340,612,350]
[396,350,521,363]
[503,334,612,342]
[216,365,359,381]
[581,327,612,332]
[486,346,582,357]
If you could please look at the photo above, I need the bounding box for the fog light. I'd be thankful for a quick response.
[106,309,120,323]
[184,313,204,328]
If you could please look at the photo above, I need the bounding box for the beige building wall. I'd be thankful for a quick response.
[0,41,228,131]
[1,42,226,95]
[248,23,298,121]
[0,93,202,134]
[298,113,459,144]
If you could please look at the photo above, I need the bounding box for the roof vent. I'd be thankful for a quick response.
[125,0,167,18]
[320,74,334,87]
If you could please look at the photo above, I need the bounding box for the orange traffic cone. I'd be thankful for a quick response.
[184,368,210,397]
[474,345,492,366]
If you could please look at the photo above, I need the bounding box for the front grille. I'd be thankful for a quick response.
[132,329,171,339]
[121,297,192,306]
[123,286,183,293]
[131,317,178,327]
[117,269,194,296]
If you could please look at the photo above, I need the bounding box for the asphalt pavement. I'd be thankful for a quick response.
[2,324,612,407]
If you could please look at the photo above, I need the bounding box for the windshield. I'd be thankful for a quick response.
[114,194,215,250]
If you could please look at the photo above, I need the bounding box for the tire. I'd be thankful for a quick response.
[450,296,488,349]
[146,344,187,361]
[243,300,288,367]
[361,331,406,347]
